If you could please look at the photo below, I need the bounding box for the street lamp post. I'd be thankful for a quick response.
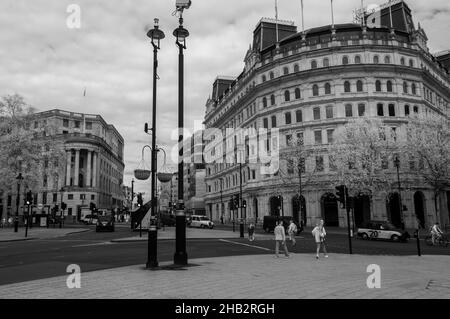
[394,156,405,230]
[14,173,23,233]
[220,178,223,224]
[298,162,303,226]
[146,18,165,269]
[239,162,244,238]
[173,14,189,266]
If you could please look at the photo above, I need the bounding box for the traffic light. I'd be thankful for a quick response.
[242,200,247,208]
[230,198,235,211]
[335,185,348,208]
[144,123,149,134]
[90,202,96,211]
[54,204,59,213]
[26,191,33,205]
[233,195,239,209]
[137,193,143,207]
[61,202,67,211]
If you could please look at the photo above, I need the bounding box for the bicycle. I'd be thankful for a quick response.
[425,234,449,247]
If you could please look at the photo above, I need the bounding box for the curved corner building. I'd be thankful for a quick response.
[203,1,450,229]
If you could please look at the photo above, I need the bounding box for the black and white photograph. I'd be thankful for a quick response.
[0,0,449,311]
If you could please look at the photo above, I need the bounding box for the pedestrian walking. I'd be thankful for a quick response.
[248,223,255,241]
[287,219,297,246]
[274,220,289,258]
[312,219,328,259]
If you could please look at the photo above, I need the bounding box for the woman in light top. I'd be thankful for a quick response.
[312,219,328,259]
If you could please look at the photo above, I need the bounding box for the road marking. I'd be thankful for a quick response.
[71,242,113,248]
[219,239,272,251]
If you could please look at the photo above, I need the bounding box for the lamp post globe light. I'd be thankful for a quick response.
[173,11,189,266]
[14,173,24,233]
[146,18,165,269]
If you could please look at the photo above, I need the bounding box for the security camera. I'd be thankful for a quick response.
[176,0,192,10]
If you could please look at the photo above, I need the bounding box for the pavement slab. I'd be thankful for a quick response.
[1,253,449,299]
[0,228,90,242]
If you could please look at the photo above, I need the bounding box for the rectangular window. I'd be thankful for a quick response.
[53,193,58,203]
[86,122,93,130]
[389,104,396,117]
[345,105,353,117]
[68,208,73,216]
[252,170,256,180]
[63,119,69,128]
[327,129,334,144]
[377,104,384,116]
[358,104,366,116]
[42,193,47,205]
[313,108,321,120]
[314,131,322,145]
[326,106,334,119]
[296,132,304,145]
[68,194,74,200]
[74,121,81,128]
[316,156,324,172]
[80,194,86,200]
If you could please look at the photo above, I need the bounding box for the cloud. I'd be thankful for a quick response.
[0,0,448,196]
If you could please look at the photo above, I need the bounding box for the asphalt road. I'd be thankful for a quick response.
[0,225,449,286]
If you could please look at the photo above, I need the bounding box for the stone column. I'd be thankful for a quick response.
[74,149,80,187]
[86,151,92,187]
[92,152,97,188]
[66,150,72,186]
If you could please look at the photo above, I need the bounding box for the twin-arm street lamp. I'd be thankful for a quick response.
[173,14,189,266]
[146,18,165,269]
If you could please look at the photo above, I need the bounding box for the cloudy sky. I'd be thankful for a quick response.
[1,0,449,195]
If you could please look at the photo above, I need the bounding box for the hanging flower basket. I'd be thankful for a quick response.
[134,169,151,181]
[157,172,172,183]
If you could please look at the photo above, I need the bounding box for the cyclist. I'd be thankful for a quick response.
[430,222,444,245]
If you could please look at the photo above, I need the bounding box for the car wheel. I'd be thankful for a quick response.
[391,235,400,242]
[361,233,369,240]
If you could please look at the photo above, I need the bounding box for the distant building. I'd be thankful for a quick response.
[0,109,125,222]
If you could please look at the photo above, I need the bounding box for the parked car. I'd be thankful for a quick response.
[357,221,410,242]
[188,215,214,229]
[95,215,115,232]
[81,214,99,225]
[263,216,303,235]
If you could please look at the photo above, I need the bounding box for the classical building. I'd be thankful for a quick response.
[0,109,125,222]
[203,1,450,229]
[184,132,206,216]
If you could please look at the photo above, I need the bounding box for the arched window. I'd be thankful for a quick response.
[384,56,391,64]
[325,83,331,95]
[269,72,274,80]
[262,75,267,82]
[409,59,414,67]
[313,107,321,120]
[312,84,319,96]
[376,80,382,92]
[283,67,289,75]
[295,88,301,99]
[357,80,363,92]
[311,60,318,69]
[411,83,417,95]
[387,81,393,92]
[296,110,303,122]
[262,97,267,108]
[373,55,379,64]
[344,81,351,93]
[403,82,408,94]
[404,104,410,116]
[271,116,277,128]
[294,64,300,72]
[400,57,405,65]
[284,90,290,102]
[270,94,276,105]
[355,55,361,64]
[342,56,349,65]
[323,58,330,67]
[285,112,292,125]
[413,106,419,114]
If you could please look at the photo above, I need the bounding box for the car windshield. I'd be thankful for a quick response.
[382,223,396,230]
[200,217,210,221]
[98,216,111,222]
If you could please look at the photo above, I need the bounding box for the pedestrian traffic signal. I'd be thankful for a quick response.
[137,193,143,207]
[144,123,149,134]
[90,202,96,211]
[233,195,239,209]
[242,200,247,208]
[229,198,235,211]
[61,202,67,210]
[26,191,33,205]
[335,185,348,208]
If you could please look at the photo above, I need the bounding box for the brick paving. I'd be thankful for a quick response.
[1,253,449,299]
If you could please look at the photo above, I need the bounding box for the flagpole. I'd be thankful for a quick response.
[275,0,279,44]
[301,0,305,33]
[389,1,393,29]
[331,0,335,29]
[361,0,365,26]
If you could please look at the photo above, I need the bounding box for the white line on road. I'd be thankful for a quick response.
[219,239,272,251]
[71,242,114,248]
